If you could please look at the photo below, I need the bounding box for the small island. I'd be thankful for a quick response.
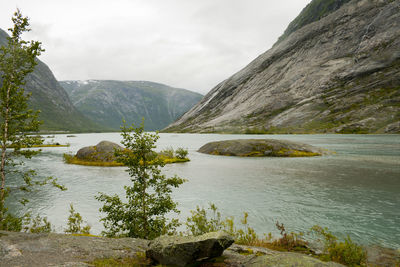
[64,141,190,167]
[198,139,324,157]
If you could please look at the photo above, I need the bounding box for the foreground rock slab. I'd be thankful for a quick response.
[146,231,234,266]
[223,244,345,267]
[198,139,324,157]
[0,231,148,267]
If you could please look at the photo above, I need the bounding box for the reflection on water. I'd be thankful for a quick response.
[7,133,400,249]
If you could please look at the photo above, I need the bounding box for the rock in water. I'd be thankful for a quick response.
[146,232,234,266]
[75,141,123,162]
[198,139,323,157]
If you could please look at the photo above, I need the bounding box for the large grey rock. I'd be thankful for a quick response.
[198,139,323,157]
[75,141,123,162]
[0,231,149,267]
[146,231,234,266]
[164,0,400,134]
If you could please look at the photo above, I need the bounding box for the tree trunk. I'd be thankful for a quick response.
[0,83,10,222]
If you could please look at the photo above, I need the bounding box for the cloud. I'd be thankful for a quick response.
[0,0,310,94]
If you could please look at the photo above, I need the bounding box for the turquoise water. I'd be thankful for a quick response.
[7,133,400,249]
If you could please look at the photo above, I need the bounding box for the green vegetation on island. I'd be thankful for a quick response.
[63,140,190,167]
[198,139,323,157]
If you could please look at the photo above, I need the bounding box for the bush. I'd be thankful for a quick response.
[311,225,367,266]
[175,147,188,159]
[23,214,53,233]
[65,204,91,234]
[185,203,224,236]
[159,147,174,159]
[272,221,308,251]
[185,203,260,246]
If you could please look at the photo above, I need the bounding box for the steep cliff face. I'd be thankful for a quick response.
[0,28,103,132]
[164,0,400,134]
[61,80,203,131]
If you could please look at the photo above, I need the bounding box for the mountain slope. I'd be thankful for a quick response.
[0,28,104,132]
[60,80,203,131]
[164,0,400,134]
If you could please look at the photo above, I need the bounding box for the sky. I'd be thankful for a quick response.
[0,0,310,94]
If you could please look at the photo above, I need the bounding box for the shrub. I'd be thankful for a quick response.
[175,147,188,159]
[311,225,367,266]
[185,203,260,246]
[272,221,308,251]
[159,146,174,159]
[186,203,224,236]
[23,214,53,233]
[65,204,91,234]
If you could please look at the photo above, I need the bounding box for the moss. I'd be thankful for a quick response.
[63,153,190,167]
[88,252,151,267]
[7,143,70,148]
[273,149,321,157]
[239,248,254,255]
[70,233,100,237]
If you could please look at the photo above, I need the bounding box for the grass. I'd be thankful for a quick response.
[7,143,70,148]
[63,153,190,167]
[89,252,151,267]
[32,144,70,147]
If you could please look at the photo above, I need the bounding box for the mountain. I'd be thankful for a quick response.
[0,28,104,132]
[164,0,400,134]
[60,80,203,131]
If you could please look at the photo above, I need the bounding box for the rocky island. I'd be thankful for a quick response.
[198,139,324,157]
[63,141,190,166]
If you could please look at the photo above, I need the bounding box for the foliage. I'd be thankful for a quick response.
[186,204,309,251]
[23,214,53,233]
[268,221,308,251]
[175,147,188,159]
[96,121,186,239]
[186,203,224,236]
[185,203,260,246]
[0,9,66,231]
[89,252,151,267]
[311,225,367,266]
[159,146,174,158]
[64,203,91,234]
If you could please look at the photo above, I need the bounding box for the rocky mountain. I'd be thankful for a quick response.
[164,0,400,134]
[0,28,104,132]
[60,80,203,131]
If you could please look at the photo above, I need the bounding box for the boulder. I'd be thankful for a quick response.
[75,141,123,162]
[146,231,234,266]
[198,139,323,157]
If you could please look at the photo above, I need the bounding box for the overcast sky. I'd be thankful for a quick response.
[1,0,310,94]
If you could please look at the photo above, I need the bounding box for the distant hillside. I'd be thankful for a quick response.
[164,0,400,134]
[60,80,203,131]
[0,28,105,132]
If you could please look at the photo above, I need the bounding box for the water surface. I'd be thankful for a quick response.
[7,133,400,249]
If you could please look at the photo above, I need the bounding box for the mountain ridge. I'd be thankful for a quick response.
[61,80,203,131]
[164,0,400,134]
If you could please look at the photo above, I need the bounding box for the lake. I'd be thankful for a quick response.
[6,133,400,249]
